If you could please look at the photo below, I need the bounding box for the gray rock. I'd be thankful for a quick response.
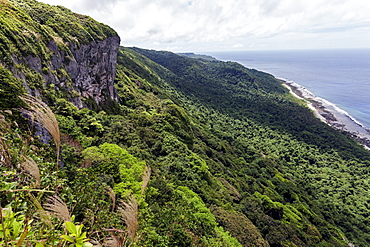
[13,36,121,109]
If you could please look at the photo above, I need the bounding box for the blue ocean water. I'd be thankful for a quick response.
[208,49,370,129]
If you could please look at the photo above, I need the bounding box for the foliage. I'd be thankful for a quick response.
[0,66,25,110]
[144,182,241,246]
[211,206,269,246]
[61,221,92,247]
[0,0,118,105]
[82,143,147,197]
[0,1,370,246]
[0,206,33,247]
[123,47,369,246]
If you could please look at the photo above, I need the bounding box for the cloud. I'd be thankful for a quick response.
[40,0,370,51]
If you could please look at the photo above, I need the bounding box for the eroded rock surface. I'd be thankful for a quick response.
[14,36,120,109]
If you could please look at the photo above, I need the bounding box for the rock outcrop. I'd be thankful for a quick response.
[1,0,121,109]
[14,36,120,109]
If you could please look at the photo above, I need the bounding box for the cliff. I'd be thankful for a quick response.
[1,0,120,108]
[1,1,370,246]
[19,36,120,108]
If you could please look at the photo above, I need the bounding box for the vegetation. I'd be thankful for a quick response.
[0,0,118,102]
[1,0,370,246]
[1,0,116,60]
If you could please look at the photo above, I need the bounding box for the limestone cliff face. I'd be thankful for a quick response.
[15,36,120,109]
[65,36,120,108]
[1,0,121,109]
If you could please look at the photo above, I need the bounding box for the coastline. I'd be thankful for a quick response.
[282,79,370,150]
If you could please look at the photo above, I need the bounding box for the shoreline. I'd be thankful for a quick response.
[282,79,370,150]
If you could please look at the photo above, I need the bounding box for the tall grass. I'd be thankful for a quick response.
[118,196,138,242]
[20,95,60,162]
[104,166,151,246]
[105,196,138,247]
[0,113,12,168]
[20,95,60,179]
[43,195,71,222]
[28,192,53,228]
[106,186,116,212]
[21,155,40,186]
[141,166,151,196]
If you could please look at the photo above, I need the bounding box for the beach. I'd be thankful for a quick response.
[207,49,370,150]
[283,80,370,150]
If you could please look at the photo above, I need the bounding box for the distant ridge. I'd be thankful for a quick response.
[0,1,369,246]
[178,52,217,60]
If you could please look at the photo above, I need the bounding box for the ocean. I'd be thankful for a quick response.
[207,49,370,138]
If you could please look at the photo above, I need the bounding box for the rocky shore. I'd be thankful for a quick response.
[283,80,370,150]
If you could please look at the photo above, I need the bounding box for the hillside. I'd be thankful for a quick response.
[1,0,369,246]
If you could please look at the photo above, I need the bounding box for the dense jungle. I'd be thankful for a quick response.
[0,0,369,246]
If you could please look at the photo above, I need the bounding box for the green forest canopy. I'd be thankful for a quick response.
[0,1,369,246]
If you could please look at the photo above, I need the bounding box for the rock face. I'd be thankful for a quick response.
[14,36,120,109]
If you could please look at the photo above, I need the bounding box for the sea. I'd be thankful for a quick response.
[207,49,370,143]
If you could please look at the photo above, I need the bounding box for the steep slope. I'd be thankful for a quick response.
[126,47,370,246]
[131,47,370,160]
[0,1,369,246]
[0,0,120,109]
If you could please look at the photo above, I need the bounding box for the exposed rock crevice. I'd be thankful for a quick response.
[13,36,120,109]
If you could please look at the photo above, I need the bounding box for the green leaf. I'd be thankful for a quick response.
[61,234,75,243]
[75,223,84,236]
[12,221,22,238]
[76,232,87,242]
[65,221,77,235]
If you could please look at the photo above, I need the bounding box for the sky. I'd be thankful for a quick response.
[40,0,370,52]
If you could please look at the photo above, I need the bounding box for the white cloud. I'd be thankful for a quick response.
[40,0,370,51]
